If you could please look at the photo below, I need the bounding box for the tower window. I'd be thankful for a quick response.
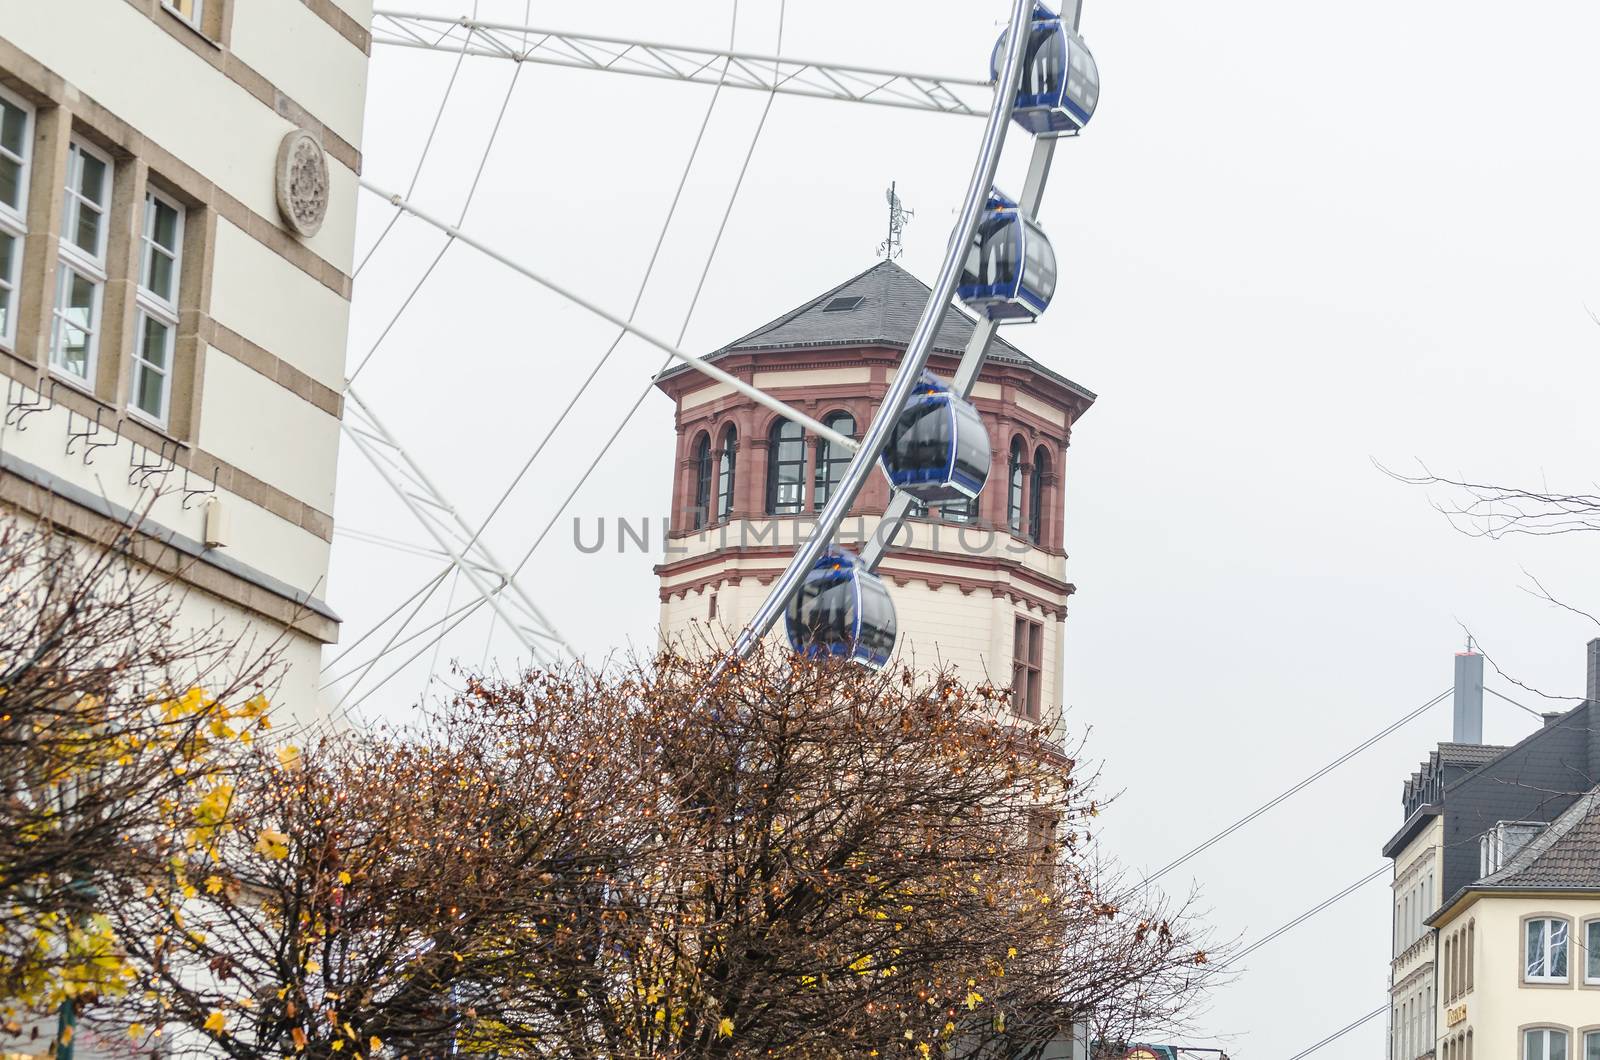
[1028,444,1049,544]
[690,431,712,529]
[1006,437,1025,534]
[716,425,737,521]
[813,411,855,510]
[1011,615,1043,720]
[767,419,807,515]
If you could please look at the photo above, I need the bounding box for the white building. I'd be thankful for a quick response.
[0,0,371,720]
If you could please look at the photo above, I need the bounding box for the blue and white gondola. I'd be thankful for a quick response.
[992,2,1100,136]
[784,548,897,670]
[957,191,1057,321]
[880,373,991,504]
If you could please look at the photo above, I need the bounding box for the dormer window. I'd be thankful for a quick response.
[821,295,865,313]
[1480,820,1544,876]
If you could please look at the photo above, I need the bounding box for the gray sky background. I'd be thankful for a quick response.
[329,1,1600,1054]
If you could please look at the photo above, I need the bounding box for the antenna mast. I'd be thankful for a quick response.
[878,181,914,259]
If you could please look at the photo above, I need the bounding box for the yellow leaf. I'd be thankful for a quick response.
[276,746,303,772]
[205,875,226,895]
[331,1040,344,1051]
[254,829,290,860]
[291,1027,308,1051]
[129,1024,146,1040]
[59,1026,74,1046]
[304,959,321,973]
[918,1044,931,1058]
[369,1036,383,1053]
[204,1011,227,1034]
[717,1017,734,1039]
[966,991,984,1010]
[337,871,352,886]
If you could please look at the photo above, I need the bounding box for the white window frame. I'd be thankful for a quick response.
[1584,919,1600,986]
[130,188,184,427]
[1525,916,1571,984]
[50,138,113,386]
[1524,1027,1570,1060]
[0,86,33,352]
[162,0,205,31]
[1582,1030,1599,1060]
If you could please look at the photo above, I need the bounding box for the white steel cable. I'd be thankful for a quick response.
[327,2,789,724]
[334,0,749,696]
[354,0,482,278]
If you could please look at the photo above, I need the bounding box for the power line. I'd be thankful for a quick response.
[1284,1004,1386,1060]
[1147,687,1453,884]
[1226,864,1388,967]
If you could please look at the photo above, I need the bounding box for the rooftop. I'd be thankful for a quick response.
[658,260,1096,403]
[1479,786,1600,890]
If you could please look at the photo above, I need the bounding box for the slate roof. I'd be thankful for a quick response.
[1436,743,1510,768]
[1479,786,1600,890]
[659,261,1096,403]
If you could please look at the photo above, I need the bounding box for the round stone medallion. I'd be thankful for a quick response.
[275,129,329,238]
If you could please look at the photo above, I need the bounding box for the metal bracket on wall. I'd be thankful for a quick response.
[181,462,218,509]
[5,377,55,430]
[65,404,122,465]
[128,437,178,487]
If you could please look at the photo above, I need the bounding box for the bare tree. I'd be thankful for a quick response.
[0,506,281,1047]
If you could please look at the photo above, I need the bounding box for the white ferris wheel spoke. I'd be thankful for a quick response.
[370,10,993,116]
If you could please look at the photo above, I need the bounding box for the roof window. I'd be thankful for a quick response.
[821,296,865,313]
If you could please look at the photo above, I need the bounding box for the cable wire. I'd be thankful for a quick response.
[329,4,788,725]
[1225,864,1389,967]
[1146,687,1453,884]
[1284,1004,1387,1060]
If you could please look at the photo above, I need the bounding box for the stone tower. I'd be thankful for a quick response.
[654,261,1094,716]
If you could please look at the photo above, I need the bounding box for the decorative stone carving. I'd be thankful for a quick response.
[274,130,329,238]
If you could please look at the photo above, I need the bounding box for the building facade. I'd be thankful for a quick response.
[0,0,371,720]
[1383,642,1600,1060]
[654,260,1095,715]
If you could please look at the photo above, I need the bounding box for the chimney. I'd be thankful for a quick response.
[1588,639,1600,784]
[1453,651,1484,744]
[1587,638,1600,704]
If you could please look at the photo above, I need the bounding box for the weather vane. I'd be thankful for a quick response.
[878,181,914,260]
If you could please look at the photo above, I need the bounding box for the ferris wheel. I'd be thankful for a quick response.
[320,0,1101,723]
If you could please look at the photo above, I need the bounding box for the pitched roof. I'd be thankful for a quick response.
[1436,742,1510,768]
[1479,786,1600,890]
[659,260,1096,403]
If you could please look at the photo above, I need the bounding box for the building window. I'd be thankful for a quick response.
[812,411,854,510]
[1011,615,1042,720]
[1526,917,1570,983]
[1007,437,1025,534]
[941,496,976,524]
[1028,445,1048,544]
[1524,1028,1569,1060]
[766,419,806,515]
[130,189,184,425]
[51,139,113,385]
[0,90,31,349]
[1582,1032,1598,1060]
[1467,919,1475,991]
[716,425,737,521]
[1585,919,1600,984]
[690,431,712,530]
[163,0,205,30]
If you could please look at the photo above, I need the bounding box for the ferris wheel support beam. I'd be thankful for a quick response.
[721,0,1037,668]
[338,386,573,666]
[355,179,860,455]
[370,10,993,117]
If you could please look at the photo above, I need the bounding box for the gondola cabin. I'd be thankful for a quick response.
[785,548,897,669]
[957,191,1057,321]
[880,373,992,504]
[992,2,1100,136]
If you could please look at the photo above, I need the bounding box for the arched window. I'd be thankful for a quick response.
[690,431,712,529]
[813,411,855,510]
[1028,445,1049,544]
[1006,437,1025,534]
[716,425,737,521]
[767,419,806,515]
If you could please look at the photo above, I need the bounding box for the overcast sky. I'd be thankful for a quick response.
[331,1,1600,1054]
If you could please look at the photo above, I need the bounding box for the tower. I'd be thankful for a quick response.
[655,260,1094,713]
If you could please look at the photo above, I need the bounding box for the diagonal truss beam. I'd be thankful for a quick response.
[338,386,574,666]
[370,10,993,117]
